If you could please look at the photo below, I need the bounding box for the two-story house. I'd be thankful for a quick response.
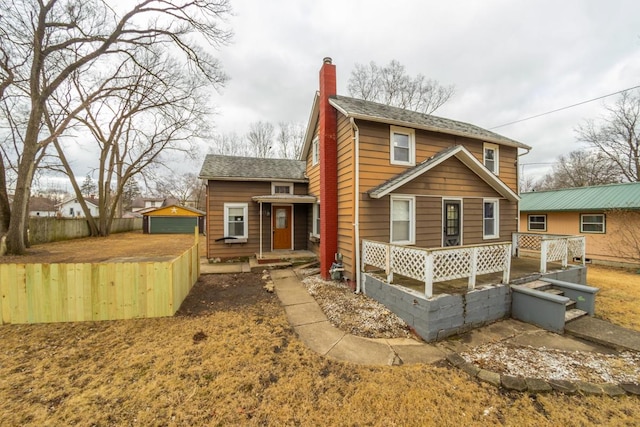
[199,58,530,286]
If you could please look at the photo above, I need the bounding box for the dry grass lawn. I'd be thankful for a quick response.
[1,268,639,426]
[589,265,640,331]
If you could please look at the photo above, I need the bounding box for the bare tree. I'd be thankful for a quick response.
[536,150,622,190]
[276,121,304,159]
[347,60,455,114]
[208,132,253,157]
[155,173,205,209]
[49,49,214,236]
[247,121,274,158]
[0,0,231,254]
[576,90,640,182]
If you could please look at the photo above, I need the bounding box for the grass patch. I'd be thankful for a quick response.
[589,265,640,331]
[0,272,638,425]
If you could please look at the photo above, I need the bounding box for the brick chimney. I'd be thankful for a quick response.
[319,57,338,280]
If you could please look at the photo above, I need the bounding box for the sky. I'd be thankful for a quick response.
[204,0,640,183]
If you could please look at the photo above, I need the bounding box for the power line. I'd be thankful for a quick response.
[490,84,640,130]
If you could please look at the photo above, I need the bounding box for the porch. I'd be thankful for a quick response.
[360,234,588,341]
[361,233,586,298]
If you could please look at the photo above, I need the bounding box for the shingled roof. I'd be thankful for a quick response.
[329,95,530,149]
[199,155,307,182]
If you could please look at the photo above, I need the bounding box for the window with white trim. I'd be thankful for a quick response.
[483,199,499,239]
[483,143,499,175]
[224,203,248,239]
[390,126,415,166]
[312,137,319,166]
[528,215,547,231]
[312,202,320,237]
[580,214,605,233]
[272,182,293,195]
[390,195,415,244]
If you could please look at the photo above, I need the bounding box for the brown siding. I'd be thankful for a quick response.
[336,115,355,278]
[519,210,640,265]
[306,123,320,257]
[415,197,442,247]
[294,205,308,250]
[357,120,519,195]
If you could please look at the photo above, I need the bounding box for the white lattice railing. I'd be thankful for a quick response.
[361,240,512,298]
[512,233,586,273]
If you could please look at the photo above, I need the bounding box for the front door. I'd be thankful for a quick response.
[443,200,461,246]
[272,206,292,250]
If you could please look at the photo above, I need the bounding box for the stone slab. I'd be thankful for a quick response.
[326,334,395,366]
[284,302,328,326]
[294,321,345,356]
[565,316,640,352]
[391,343,447,364]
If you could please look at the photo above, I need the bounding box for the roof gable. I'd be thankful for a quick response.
[199,155,307,182]
[368,145,519,202]
[143,204,205,217]
[521,182,640,211]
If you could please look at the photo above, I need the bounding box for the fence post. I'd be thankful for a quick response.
[581,237,586,266]
[540,240,547,274]
[562,238,568,268]
[386,244,393,283]
[468,247,478,290]
[425,252,433,298]
[512,233,519,257]
[503,244,511,284]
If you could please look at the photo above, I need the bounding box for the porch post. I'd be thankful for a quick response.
[512,233,519,257]
[259,201,263,260]
[468,247,478,290]
[540,240,547,274]
[425,252,433,298]
[503,244,511,284]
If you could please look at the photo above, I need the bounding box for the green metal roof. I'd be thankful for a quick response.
[520,182,640,212]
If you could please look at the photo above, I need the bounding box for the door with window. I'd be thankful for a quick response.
[272,206,292,250]
[443,200,461,246]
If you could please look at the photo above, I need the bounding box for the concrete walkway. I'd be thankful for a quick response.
[268,268,636,366]
[269,269,447,365]
[566,316,640,352]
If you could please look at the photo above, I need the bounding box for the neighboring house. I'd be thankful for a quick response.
[520,182,640,267]
[57,197,99,218]
[131,197,165,213]
[199,57,530,282]
[29,197,57,217]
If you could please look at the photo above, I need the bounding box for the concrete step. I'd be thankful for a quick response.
[544,288,564,296]
[565,308,587,323]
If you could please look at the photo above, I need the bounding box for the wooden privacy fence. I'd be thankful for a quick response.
[0,242,200,325]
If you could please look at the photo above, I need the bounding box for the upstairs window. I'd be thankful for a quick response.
[581,214,605,233]
[528,215,547,231]
[272,182,293,195]
[312,137,319,166]
[224,203,248,239]
[390,126,415,166]
[483,199,499,239]
[483,143,499,175]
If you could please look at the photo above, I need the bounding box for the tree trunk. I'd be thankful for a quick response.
[0,152,11,233]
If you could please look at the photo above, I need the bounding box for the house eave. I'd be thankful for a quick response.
[299,92,320,160]
[251,195,317,204]
[328,99,531,150]
[368,145,520,202]
[201,176,309,183]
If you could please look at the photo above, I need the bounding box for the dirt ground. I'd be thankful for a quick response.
[1,268,639,425]
[0,231,199,264]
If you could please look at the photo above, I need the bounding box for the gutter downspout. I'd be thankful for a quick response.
[351,117,362,293]
[516,148,532,239]
[259,201,263,260]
